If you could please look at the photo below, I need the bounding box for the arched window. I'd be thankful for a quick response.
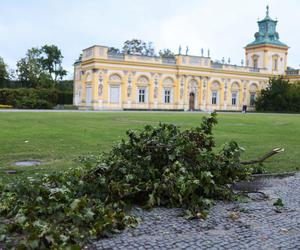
[212,91,218,105]
[231,82,240,106]
[272,55,279,71]
[232,92,237,106]
[137,76,150,104]
[211,81,220,105]
[108,74,122,104]
[109,73,122,82]
[163,77,174,104]
[249,83,258,106]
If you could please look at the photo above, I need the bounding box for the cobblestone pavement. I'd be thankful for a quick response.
[92,173,300,250]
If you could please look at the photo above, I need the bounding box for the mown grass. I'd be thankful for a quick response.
[0,111,299,182]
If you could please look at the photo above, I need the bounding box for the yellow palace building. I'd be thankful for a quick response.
[73,7,300,111]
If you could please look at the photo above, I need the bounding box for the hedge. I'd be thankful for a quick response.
[0,88,73,109]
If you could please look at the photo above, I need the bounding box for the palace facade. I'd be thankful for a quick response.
[73,7,300,111]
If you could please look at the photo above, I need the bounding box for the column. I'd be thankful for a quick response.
[153,75,159,109]
[184,76,190,111]
[97,70,104,109]
[179,75,185,109]
[149,73,155,109]
[126,72,133,108]
[102,69,108,108]
[242,80,248,105]
[201,77,208,111]
[173,74,180,109]
[222,78,230,111]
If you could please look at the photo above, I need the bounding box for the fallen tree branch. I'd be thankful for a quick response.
[241,147,284,165]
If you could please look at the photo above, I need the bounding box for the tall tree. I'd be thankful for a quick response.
[255,77,300,112]
[0,57,9,87]
[16,47,48,88]
[16,45,67,88]
[40,45,67,83]
[122,39,155,56]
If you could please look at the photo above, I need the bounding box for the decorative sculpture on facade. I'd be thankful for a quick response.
[202,78,207,102]
[127,76,132,98]
[180,76,185,99]
[154,77,158,99]
[98,75,103,96]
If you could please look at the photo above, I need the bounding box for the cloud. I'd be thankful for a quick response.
[0,0,299,79]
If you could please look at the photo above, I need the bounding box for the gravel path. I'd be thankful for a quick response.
[92,173,300,250]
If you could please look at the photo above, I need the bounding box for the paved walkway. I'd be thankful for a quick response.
[92,173,300,250]
[1,109,299,116]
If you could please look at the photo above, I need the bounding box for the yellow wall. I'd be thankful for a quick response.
[74,45,294,111]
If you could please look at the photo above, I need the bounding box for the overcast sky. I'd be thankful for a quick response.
[1,0,300,79]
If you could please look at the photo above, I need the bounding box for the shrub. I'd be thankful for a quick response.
[0,104,13,109]
[0,88,72,109]
[256,77,300,112]
[57,91,73,104]
[0,113,252,248]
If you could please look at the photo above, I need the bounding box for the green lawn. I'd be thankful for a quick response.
[1,111,299,182]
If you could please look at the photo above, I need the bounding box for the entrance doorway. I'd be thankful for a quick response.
[189,92,195,110]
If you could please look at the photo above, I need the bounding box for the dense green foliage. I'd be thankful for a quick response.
[108,39,175,57]
[0,166,139,249]
[0,57,10,88]
[0,113,252,248]
[0,88,72,108]
[256,77,300,112]
[122,39,155,56]
[16,45,66,88]
[0,45,72,108]
[159,48,176,58]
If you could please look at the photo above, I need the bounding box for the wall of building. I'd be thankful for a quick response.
[245,45,288,75]
[74,49,270,111]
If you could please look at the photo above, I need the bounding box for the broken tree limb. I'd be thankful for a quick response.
[241,147,284,165]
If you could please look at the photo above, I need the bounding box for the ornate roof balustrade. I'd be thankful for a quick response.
[107,54,124,61]
[80,45,269,74]
[125,54,162,63]
[211,62,267,73]
[286,69,300,76]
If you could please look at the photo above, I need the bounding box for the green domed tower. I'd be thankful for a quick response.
[245,6,289,74]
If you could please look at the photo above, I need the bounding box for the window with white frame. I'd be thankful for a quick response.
[110,86,120,103]
[138,88,146,103]
[211,91,218,105]
[273,58,278,71]
[232,92,238,106]
[164,88,171,103]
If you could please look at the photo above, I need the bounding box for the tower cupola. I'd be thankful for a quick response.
[245,6,289,74]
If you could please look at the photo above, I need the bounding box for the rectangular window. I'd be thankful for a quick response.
[138,88,146,103]
[273,58,278,71]
[232,92,237,106]
[250,93,256,106]
[164,89,171,103]
[86,86,92,105]
[253,58,258,69]
[110,86,120,103]
[212,91,218,105]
